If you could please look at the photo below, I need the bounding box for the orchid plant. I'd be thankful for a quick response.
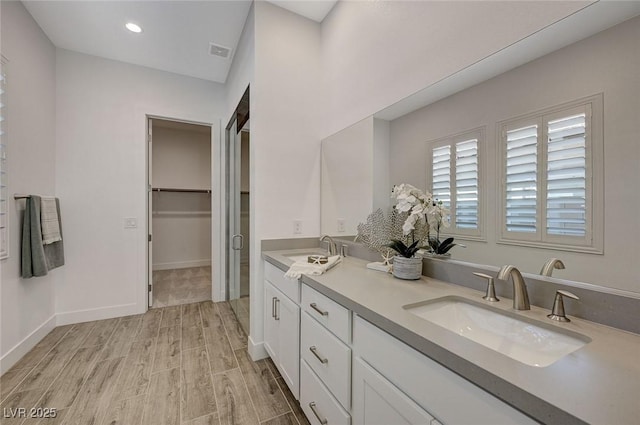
[387,184,457,257]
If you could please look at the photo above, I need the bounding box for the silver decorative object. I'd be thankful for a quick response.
[356,208,429,263]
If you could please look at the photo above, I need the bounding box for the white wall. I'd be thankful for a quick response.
[225,4,254,123]
[55,49,225,324]
[152,126,212,190]
[152,125,212,270]
[389,16,640,294]
[0,1,57,372]
[320,1,591,138]
[249,1,321,356]
[152,192,212,270]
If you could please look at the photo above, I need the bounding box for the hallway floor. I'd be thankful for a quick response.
[152,267,212,308]
[0,301,310,425]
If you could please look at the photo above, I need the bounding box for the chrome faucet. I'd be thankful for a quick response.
[497,265,530,310]
[320,235,337,256]
[540,258,565,277]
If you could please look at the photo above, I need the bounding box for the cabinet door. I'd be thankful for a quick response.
[277,293,300,399]
[353,357,434,425]
[264,280,279,361]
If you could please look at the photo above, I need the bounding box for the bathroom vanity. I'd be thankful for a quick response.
[262,249,640,425]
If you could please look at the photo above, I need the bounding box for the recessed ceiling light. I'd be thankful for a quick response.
[125,22,142,33]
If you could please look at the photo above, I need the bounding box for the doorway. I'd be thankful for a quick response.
[226,87,250,334]
[147,118,213,308]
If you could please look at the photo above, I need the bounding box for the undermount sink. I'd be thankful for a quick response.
[403,296,590,367]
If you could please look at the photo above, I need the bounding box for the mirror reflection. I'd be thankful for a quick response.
[320,14,640,293]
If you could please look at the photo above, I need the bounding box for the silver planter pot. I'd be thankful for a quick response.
[392,255,423,280]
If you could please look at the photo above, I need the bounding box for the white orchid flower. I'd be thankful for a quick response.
[402,213,420,235]
[391,183,450,237]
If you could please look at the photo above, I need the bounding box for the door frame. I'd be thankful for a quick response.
[145,114,224,309]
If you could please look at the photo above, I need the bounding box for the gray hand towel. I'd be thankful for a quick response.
[21,196,65,278]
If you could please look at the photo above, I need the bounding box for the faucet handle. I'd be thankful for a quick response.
[547,290,579,322]
[473,272,499,302]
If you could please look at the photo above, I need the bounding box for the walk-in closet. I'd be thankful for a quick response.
[149,118,212,308]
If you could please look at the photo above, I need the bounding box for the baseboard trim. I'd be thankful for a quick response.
[152,259,211,271]
[0,315,56,374]
[56,303,142,326]
[248,336,268,361]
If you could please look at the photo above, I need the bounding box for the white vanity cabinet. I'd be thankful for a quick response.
[264,259,539,425]
[353,316,538,425]
[263,262,300,399]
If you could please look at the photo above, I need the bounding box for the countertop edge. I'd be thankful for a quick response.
[262,250,586,425]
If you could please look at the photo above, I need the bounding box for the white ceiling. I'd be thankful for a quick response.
[23,1,337,84]
[267,0,337,22]
[23,1,253,83]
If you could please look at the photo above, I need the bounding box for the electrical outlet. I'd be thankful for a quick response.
[293,220,302,234]
[337,218,346,233]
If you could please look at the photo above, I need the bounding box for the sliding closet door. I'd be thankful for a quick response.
[226,86,250,334]
[147,118,154,307]
[227,120,242,301]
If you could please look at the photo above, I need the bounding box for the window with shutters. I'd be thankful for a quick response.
[498,94,603,253]
[427,128,484,239]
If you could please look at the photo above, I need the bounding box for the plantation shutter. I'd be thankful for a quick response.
[455,139,478,229]
[499,95,601,252]
[432,145,451,209]
[505,124,538,233]
[546,113,587,236]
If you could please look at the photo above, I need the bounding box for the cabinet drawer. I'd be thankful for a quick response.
[265,261,300,303]
[301,360,350,425]
[301,311,351,409]
[302,284,350,343]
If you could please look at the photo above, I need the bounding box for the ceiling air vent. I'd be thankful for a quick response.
[209,43,232,59]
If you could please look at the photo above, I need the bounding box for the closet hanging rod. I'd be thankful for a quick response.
[152,188,211,194]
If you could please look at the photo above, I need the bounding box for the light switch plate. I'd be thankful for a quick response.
[124,217,138,229]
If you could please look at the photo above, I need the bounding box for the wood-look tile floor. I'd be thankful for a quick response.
[230,297,250,337]
[152,267,213,308]
[0,302,310,425]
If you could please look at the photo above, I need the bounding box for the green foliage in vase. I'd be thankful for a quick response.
[428,236,457,255]
[387,239,426,258]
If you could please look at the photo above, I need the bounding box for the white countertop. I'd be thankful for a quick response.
[263,249,640,425]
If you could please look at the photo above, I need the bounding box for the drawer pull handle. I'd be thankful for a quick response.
[309,346,328,364]
[309,402,328,425]
[275,298,280,321]
[271,297,277,318]
[310,303,329,316]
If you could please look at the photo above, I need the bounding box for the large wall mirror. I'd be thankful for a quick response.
[320,4,640,294]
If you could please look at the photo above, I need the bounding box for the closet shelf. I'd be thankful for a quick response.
[152,187,211,194]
